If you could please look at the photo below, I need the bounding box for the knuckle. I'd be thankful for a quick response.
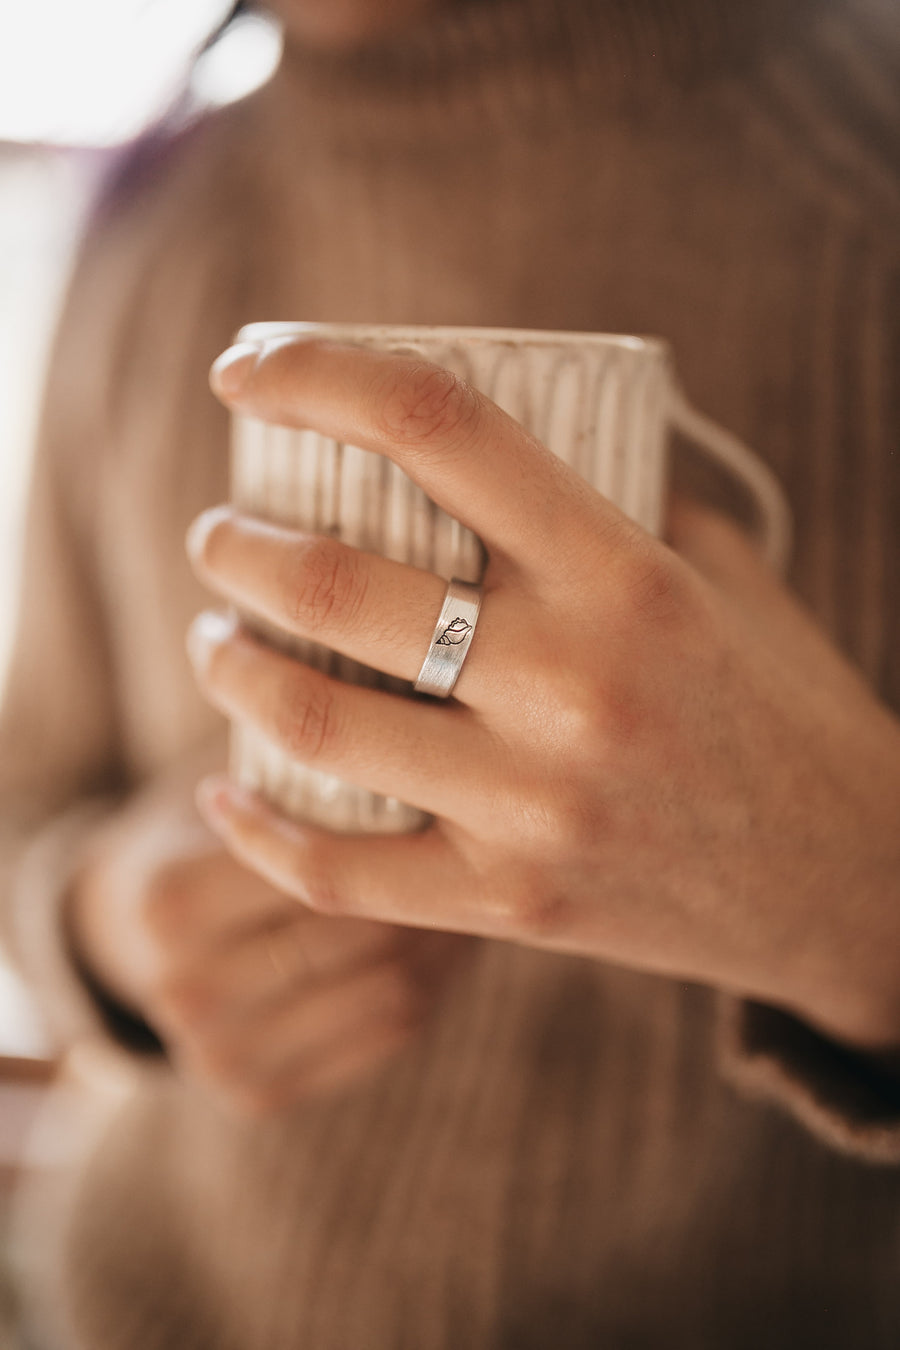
[547,662,645,764]
[514,645,612,755]
[474,865,570,943]
[284,536,368,633]
[376,363,481,449]
[509,882,571,940]
[616,544,692,628]
[275,675,340,765]
[549,670,614,759]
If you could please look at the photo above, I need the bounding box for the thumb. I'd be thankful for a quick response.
[663,492,776,604]
[663,493,853,687]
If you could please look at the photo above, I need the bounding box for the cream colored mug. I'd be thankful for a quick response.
[226,323,792,833]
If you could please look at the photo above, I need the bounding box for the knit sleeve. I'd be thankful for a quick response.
[716,995,900,1164]
[0,203,165,1068]
[713,0,900,1167]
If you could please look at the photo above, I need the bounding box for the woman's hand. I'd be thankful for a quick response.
[67,758,472,1115]
[185,337,900,1055]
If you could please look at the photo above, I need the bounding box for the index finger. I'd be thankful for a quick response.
[209,337,632,578]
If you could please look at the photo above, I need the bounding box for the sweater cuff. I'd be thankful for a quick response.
[9,793,166,1068]
[717,994,900,1165]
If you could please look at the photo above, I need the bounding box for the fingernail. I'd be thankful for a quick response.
[209,340,263,398]
[185,502,233,566]
[186,608,238,671]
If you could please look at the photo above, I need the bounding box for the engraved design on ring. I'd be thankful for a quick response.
[414,577,483,699]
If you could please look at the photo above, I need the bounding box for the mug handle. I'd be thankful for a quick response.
[667,381,794,580]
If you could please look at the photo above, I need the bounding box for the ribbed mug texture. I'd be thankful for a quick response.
[228,325,671,832]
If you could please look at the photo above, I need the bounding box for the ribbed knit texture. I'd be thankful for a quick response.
[2,0,900,1345]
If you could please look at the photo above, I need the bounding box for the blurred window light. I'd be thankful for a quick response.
[0,0,283,147]
[190,11,283,109]
[0,149,99,679]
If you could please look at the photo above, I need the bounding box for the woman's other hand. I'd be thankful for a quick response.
[65,772,473,1115]
[185,337,900,1057]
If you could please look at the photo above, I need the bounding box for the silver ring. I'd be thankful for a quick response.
[413,577,483,699]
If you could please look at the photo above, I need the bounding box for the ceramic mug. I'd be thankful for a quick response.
[226,322,792,833]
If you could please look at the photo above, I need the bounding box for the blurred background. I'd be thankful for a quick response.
[0,0,282,1290]
[0,0,283,673]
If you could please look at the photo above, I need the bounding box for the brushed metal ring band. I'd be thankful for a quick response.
[413,577,484,699]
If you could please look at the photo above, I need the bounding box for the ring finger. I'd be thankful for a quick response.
[186,504,505,710]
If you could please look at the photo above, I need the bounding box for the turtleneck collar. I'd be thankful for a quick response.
[246,0,818,153]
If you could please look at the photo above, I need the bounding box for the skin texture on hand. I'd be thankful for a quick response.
[65,763,474,1116]
[184,337,900,1057]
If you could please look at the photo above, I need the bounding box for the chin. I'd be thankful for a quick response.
[269,0,443,51]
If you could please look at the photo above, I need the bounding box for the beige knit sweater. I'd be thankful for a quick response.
[3,0,900,1345]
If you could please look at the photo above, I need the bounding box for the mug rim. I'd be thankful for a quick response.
[235,321,671,358]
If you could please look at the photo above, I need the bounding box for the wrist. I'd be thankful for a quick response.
[857,1044,900,1083]
[793,729,900,1057]
[790,976,900,1065]
[62,867,163,1054]
[63,849,143,1020]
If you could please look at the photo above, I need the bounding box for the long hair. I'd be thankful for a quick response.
[89,1,257,230]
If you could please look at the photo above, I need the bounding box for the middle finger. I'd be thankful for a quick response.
[186,610,491,823]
